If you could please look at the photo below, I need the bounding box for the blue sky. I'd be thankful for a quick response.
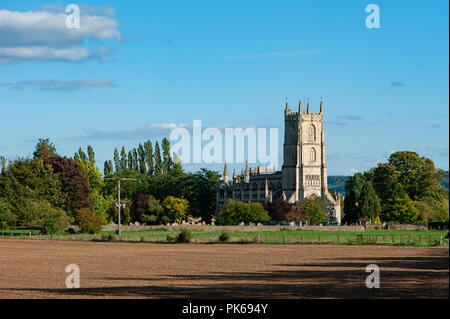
[0,0,448,175]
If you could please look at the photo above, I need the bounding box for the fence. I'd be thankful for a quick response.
[1,230,447,246]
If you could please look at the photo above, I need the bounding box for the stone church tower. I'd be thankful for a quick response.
[217,98,341,224]
[282,99,340,222]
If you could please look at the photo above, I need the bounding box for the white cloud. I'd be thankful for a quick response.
[2,79,115,91]
[0,7,121,64]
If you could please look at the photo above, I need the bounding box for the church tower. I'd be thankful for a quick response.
[281,98,340,223]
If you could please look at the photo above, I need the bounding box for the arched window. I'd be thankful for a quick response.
[310,147,316,162]
[308,124,316,141]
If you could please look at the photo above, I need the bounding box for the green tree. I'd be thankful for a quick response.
[384,183,420,224]
[388,151,442,201]
[162,138,172,174]
[0,199,14,230]
[113,148,119,173]
[305,199,328,225]
[127,150,133,170]
[359,181,381,220]
[74,149,104,193]
[74,207,105,234]
[120,147,127,172]
[343,173,367,224]
[137,143,147,175]
[161,196,189,223]
[144,140,154,176]
[184,169,221,222]
[33,138,57,160]
[372,163,400,203]
[154,142,162,175]
[217,199,270,225]
[104,160,113,177]
[18,198,70,234]
[87,145,95,164]
[1,156,6,175]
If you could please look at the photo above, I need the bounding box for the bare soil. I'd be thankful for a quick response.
[0,239,448,298]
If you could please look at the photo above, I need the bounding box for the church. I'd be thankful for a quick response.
[216,99,342,224]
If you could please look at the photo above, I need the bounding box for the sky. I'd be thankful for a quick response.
[0,0,448,176]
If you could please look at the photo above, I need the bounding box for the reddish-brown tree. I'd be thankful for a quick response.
[45,156,92,214]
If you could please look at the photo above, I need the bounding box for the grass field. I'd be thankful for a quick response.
[2,228,448,246]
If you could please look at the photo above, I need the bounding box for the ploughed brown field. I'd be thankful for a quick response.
[0,239,448,298]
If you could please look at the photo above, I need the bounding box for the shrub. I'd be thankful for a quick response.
[166,234,176,243]
[218,231,231,243]
[141,214,158,225]
[177,228,193,243]
[74,208,105,234]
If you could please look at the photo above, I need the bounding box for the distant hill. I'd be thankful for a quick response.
[327,176,349,195]
[328,170,449,196]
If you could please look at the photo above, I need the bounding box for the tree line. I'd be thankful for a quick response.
[342,151,449,225]
[0,138,221,233]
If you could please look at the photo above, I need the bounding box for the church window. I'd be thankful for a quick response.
[310,147,316,162]
[308,124,316,141]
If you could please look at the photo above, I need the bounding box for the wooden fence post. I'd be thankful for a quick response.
[440,235,443,246]
[337,235,340,243]
[318,234,320,242]
[429,234,432,244]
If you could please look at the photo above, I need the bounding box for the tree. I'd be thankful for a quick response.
[217,199,270,225]
[132,193,149,222]
[263,197,292,221]
[88,189,116,222]
[132,148,139,171]
[74,150,104,193]
[0,199,14,230]
[284,204,309,223]
[184,169,221,222]
[113,148,119,173]
[127,150,133,171]
[388,151,442,201]
[141,195,163,225]
[305,199,328,225]
[162,138,172,174]
[161,196,189,223]
[5,158,64,211]
[359,181,381,220]
[87,145,95,164]
[343,173,367,224]
[154,142,162,175]
[137,143,147,175]
[372,163,400,203]
[1,156,6,175]
[120,147,127,172]
[45,156,92,214]
[74,207,105,234]
[104,160,112,177]
[33,138,57,160]
[144,140,154,176]
[383,183,420,224]
[18,198,70,234]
